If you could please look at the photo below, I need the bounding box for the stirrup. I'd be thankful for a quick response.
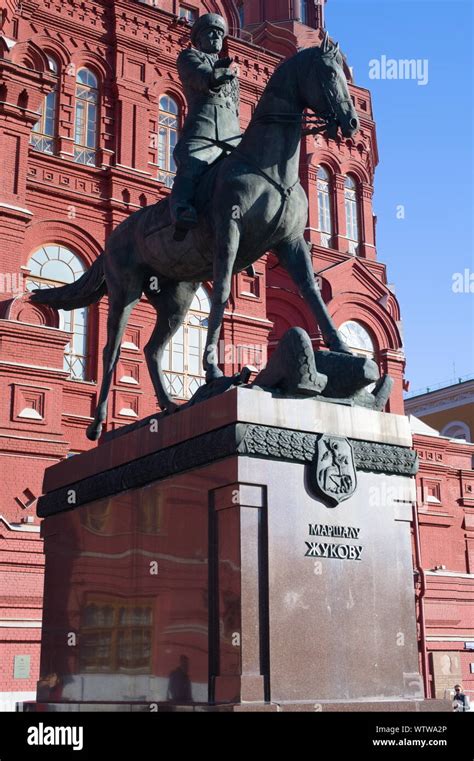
[172,206,198,241]
[176,206,198,226]
[173,225,189,242]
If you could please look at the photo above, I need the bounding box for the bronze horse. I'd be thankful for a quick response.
[31,35,360,441]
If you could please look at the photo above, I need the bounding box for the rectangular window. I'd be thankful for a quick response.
[86,104,97,148]
[31,91,57,155]
[44,92,56,136]
[345,197,359,243]
[317,177,332,248]
[79,601,153,673]
[300,0,308,24]
[74,101,85,145]
[317,187,332,234]
[161,312,207,400]
[74,78,98,166]
[179,5,198,24]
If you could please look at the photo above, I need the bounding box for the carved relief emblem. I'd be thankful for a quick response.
[309,435,357,507]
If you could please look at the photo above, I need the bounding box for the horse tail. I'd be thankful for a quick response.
[30,254,106,310]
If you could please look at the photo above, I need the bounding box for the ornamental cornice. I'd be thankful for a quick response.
[37,422,418,517]
[29,4,110,39]
[405,384,474,417]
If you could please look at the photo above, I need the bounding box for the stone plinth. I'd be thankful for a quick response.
[36,388,433,709]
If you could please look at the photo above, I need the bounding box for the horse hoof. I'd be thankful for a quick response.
[86,422,102,441]
[205,367,224,383]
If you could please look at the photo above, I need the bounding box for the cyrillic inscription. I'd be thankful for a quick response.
[305,523,363,561]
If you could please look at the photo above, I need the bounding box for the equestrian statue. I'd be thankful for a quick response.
[31,15,364,441]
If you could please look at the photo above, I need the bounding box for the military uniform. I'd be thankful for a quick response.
[169,15,241,232]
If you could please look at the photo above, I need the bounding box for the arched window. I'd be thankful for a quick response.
[237,2,245,28]
[344,175,360,254]
[317,166,332,248]
[26,245,89,380]
[440,421,471,442]
[30,55,58,155]
[338,320,375,359]
[162,285,210,399]
[157,95,179,188]
[74,68,99,166]
[339,320,378,393]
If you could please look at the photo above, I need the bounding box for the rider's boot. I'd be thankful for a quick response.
[173,205,198,241]
[169,176,199,241]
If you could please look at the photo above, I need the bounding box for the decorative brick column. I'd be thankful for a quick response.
[359,181,376,260]
[0,41,55,276]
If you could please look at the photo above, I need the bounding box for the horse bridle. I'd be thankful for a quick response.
[168,47,353,239]
[251,47,353,137]
[216,48,353,239]
[196,47,353,155]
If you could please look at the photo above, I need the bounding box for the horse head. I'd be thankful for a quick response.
[298,32,360,140]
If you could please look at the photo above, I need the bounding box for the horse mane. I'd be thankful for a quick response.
[249,45,323,123]
[258,47,316,91]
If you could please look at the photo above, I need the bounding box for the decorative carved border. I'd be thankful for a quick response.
[37,423,418,517]
[238,424,418,476]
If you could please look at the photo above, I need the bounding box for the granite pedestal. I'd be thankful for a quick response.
[35,388,448,711]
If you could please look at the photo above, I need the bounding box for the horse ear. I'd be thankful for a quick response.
[334,42,340,55]
[322,31,329,52]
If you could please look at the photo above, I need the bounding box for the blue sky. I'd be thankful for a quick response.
[325,0,474,394]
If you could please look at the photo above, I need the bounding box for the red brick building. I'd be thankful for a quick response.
[0,0,472,707]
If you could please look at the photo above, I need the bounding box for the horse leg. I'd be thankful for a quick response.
[144,281,200,411]
[86,277,142,441]
[204,222,240,382]
[274,236,351,354]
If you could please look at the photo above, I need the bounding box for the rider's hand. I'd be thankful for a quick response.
[210,56,236,88]
[210,67,236,88]
[214,57,233,69]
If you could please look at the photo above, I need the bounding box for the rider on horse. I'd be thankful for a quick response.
[170,13,241,239]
